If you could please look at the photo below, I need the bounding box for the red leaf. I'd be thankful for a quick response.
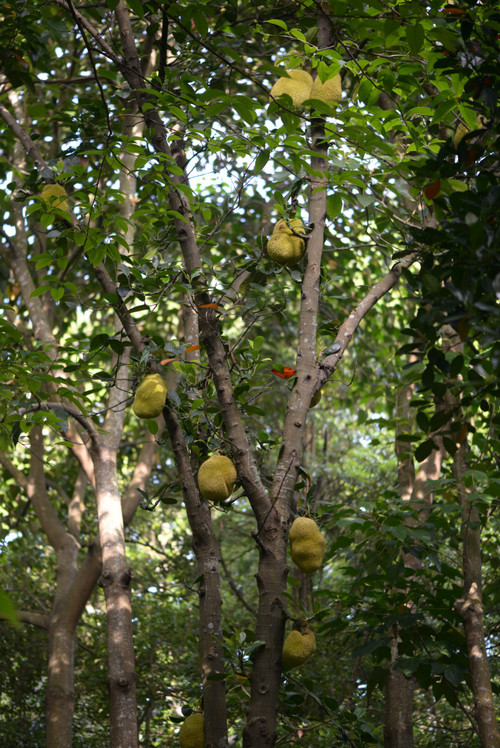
[272,366,296,379]
[464,147,478,168]
[198,303,219,309]
[185,344,201,353]
[424,179,441,200]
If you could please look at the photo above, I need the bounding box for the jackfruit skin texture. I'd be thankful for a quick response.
[40,184,69,212]
[197,455,237,502]
[310,73,342,105]
[132,374,168,419]
[282,628,316,668]
[289,517,326,574]
[178,713,204,748]
[270,69,314,107]
[266,218,306,266]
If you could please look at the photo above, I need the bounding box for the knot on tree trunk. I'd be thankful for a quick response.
[455,596,483,622]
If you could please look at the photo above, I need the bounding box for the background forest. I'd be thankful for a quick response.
[0,0,499,746]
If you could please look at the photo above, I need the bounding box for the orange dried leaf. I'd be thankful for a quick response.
[198,303,219,309]
[272,366,296,379]
[185,344,201,352]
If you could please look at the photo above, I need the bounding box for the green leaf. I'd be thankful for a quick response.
[405,23,425,55]
[0,590,19,627]
[50,287,64,302]
[254,150,270,175]
[326,194,342,220]
[266,18,288,30]
[125,0,144,18]
[415,439,436,462]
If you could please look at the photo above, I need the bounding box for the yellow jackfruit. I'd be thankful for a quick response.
[289,517,326,574]
[197,454,237,502]
[270,69,314,107]
[178,712,204,748]
[40,183,69,212]
[132,374,168,419]
[310,73,342,105]
[282,628,316,668]
[266,218,306,266]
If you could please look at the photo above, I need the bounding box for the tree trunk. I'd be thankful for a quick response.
[93,442,138,748]
[384,666,416,748]
[242,510,288,748]
[453,441,500,748]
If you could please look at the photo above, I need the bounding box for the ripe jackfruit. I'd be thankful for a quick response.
[270,69,314,107]
[289,517,326,574]
[132,374,168,419]
[282,628,316,668]
[40,184,69,212]
[197,454,237,502]
[178,712,204,748]
[310,73,342,105]
[267,218,306,266]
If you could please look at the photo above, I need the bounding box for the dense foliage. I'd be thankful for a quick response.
[0,0,499,746]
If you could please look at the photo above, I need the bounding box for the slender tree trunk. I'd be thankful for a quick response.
[46,607,77,747]
[453,440,500,748]
[93,441,138,748]
[384,370,445,748]
[384,665,415,748]
[242,508,289,748]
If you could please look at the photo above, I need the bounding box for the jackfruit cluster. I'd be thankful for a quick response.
[267,218,306,266]
[132,374,168,419]
[270,69,342,108]
[282,627,316,668]
[197,454,237,502]
[40,183,69,212]
[289,516,326,574]
[178,712,204,748]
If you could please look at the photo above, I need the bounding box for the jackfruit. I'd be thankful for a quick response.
[178,712,204,748]
[310,73,342,105]
[270,69,314,107]
[197,454,237,502]
[289,516,326,574]
[282,628,316,668]
[132,374,168,419]
[266,218,306,266]
[40,183,69,212]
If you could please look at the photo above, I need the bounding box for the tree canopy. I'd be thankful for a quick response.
[0,0,499,746]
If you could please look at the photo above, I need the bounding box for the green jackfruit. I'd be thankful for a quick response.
[289,517,326,574]
[178,713,204,748]
[270,69,314,107]
[266,218,306,266]
[40,183,69,212]
[282,628,316,668]
[198,455,237,502]
[310,73,342,105]
[132,374,168,419]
